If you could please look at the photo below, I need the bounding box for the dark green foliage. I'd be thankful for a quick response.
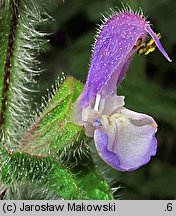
[76,164,113,200]
[0,147,82,199]
[0,146,113,199]
[3,182,59,200]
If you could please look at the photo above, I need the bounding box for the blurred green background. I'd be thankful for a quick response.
[38,0,176,199]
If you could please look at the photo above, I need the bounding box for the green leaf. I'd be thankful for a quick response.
[0,147,83,199]
[21,121,83,157]
[0,147,113,200]
[76,164,113,200]
[47,76,77,108]
[20,76,84,157]
[3,181,59,200]
[72,78,84,102]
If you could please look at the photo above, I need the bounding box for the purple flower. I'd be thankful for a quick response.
[73,10,171,171]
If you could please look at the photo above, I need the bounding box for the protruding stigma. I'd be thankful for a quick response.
[145,25,172,62]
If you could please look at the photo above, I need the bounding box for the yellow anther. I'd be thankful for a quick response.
[144,46,156,55]
[147,33,161,46]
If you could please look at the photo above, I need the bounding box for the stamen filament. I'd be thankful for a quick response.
[94,94,101,111]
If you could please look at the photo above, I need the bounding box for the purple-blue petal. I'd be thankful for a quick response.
[94,121,157,171]
[79,12,147,108]
[77,12,171,110]
[94,128,124,171]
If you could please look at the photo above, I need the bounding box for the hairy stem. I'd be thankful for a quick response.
[0,0,20,133]
[0,0,45,148]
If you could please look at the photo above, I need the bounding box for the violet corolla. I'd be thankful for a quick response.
[73,9,171,171]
